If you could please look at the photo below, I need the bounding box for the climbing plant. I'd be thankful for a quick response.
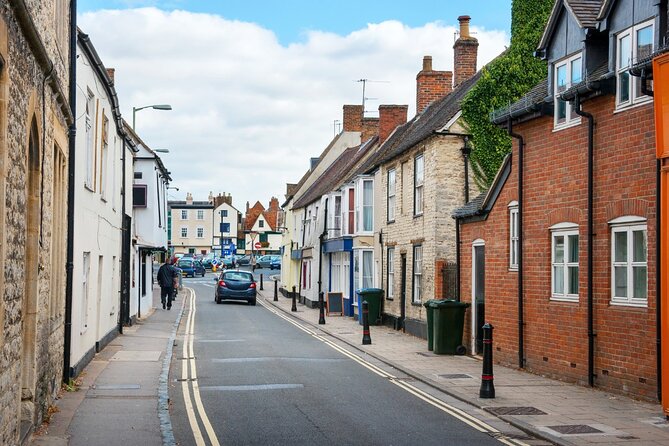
[461,0,554,190]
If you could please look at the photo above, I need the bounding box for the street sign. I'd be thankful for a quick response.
[254,242,262,249]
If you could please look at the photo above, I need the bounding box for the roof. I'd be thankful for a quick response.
[372,70,483,167]
[292,136,378,209]
[168,201,213,209]
[490,79,549,124]
[538,0,604,51]
[452,153,512,221]
[244,201,266,231]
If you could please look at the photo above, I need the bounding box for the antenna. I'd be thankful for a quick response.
[355,78,390,115]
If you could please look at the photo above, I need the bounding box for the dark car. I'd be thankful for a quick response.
[178,258,206,277]
[270,256,281,270]
[221,256,236,269]
[214,270,256,305]
[202,256,216,269]
[236,255,251,266]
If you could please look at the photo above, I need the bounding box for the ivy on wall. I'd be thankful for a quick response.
[461,0,555,190]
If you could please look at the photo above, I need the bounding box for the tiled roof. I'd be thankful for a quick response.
[566,0,603,27]
[373,70,483,167]
[490,78,549,124]
[451,193,487,219]
[244,201,265,231]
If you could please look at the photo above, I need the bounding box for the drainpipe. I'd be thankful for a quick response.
[461,138,472,203]
[507,118,525,369]
[317,198,328,296]
[573,93,596,387]
[455,217,461,301]
[63,0,77,383]
[297,208,307,300]
[658,158,662,402]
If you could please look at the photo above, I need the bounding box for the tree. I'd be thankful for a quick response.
[461,0,554,189]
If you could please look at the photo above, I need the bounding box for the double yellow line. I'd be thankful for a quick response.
[181,289,221,446]
[258,300,530,446]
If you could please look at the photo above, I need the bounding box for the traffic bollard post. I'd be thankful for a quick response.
[291,285,297,312]
[273,279,278,301]
[260,273,264,290]
[479,322,495,398]
[318,292,325,325]
[362,300,372,345]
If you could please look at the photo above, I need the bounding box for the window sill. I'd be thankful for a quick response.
[552,119,581,132]
[614,97,653,114]
[508,267,518,272]
[84,183,95,193]
[610,299,648,309]
[413,213,423,219]
[386,297,394,301]
[411,301,422,307]
[387,220,395,224]
[550,296,579,303]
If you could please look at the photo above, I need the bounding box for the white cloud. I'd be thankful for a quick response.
[79,7,508,210]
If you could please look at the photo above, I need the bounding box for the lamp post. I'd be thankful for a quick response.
[132,104,172,130]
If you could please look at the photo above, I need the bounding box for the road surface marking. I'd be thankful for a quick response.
[181,289,206,446]
[199,384,304,391]
[210,357,345,363]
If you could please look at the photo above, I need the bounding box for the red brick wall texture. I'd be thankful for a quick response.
[459,95,658,401]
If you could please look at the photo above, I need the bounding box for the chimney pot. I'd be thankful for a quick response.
[422,56,432,71]
[453,15,478,87]
[458,15,471,39]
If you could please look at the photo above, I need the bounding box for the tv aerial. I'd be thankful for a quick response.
[355,78,390,115]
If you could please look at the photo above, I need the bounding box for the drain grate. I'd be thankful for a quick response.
[439,374,473,379]
[547,425,603,435]
[488,406,547,416]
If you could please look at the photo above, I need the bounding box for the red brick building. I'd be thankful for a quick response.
[454,0,664,401]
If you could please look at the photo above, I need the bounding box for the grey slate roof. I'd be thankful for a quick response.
[451,193,487,219]
[566,0,603,27]
[490,79,549,124]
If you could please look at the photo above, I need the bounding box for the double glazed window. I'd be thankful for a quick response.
[554,53,582,128]
[617,20,654,108]
[414,155,424,215]
[413,245,423,303]
[551,225,579,301]
[509,202,518,270]
[387,248,394,299]
[387,169,396,222]
[611,220,647,306]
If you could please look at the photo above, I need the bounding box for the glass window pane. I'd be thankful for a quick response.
[619,71,630,102]
[633,230,647,262]
[633,266,647,299]
[557,99,566,122]
[568,266,579,294]
[615,231,627,262]
[615,266,628,297]
[554,236,564,263]
[568,235,579,262]
[571,57,582,84]
[554,265,564,294]
[556,64,566,89]
[415,156,424,183]
[619,34,631,69]
[637,26,653,60]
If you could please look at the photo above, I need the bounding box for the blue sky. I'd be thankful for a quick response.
[78,0,512,45]
[77,1,513,209]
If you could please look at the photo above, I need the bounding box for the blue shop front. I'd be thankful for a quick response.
[322,237,354,317]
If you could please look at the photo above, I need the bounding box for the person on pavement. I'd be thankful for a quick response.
[157,257,178,310]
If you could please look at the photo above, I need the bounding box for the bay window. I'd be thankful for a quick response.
[617,20,654,108]
[554,52,582,128]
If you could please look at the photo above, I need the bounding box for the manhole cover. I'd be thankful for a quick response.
[547,425,603,435]
[488,406,547,416]
[439,374,473,379]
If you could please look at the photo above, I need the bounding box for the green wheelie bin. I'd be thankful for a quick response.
[357,288,384,325]
[433,299,470,355]
[423,300,440,351]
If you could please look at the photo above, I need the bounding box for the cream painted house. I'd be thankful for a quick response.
[169,193,214,255]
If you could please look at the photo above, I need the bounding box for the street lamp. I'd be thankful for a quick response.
[132,104,172,130]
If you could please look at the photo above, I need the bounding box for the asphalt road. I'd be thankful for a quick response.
[168,273,519,446]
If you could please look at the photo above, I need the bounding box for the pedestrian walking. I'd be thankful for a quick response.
[157,257,178,310]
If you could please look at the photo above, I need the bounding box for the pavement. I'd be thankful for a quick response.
[29,282,669,446]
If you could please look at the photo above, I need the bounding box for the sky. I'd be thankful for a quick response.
[77,0,512,212]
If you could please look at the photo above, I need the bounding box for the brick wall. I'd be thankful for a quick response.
[458,94,658,401]
[343,104,363,132]
[416,56,452,115]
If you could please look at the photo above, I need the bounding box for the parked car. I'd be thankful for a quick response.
[178,258,206,277]
[202,256,217,269]
[221,256,237,269]
[255,255,274,269]
[269,256,281,270]
[236,255,251,266]
[214,270,256,305]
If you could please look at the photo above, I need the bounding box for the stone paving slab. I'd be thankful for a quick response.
[259,290,669,446]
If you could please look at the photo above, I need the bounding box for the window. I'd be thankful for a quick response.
[611,219,647,306]
[359,179,373,232]
[362,250,373,288]
[331,253,342,291]
[509,202,519,270]
[332,195,342,237]
[100,113,109,200]
[554,53,582,128]
[132,185,147,207]
[387,248,394,299]
[81,252,90,331]
[259,233,268,243]
[181,210,188,220]
[617,20,654,108]
[197,227,204,238]
[221,222,230,233]
[181,227,188,238]
[134,172,142,179]
[413,245,423,303]
[85,89,95,189]
[414,155,424,215]
[387,169,396,222]
[259,220,264,228]
[551,225,579,301]
[197,210,204,220]
[221,209,228,217]
[346,188,355,235]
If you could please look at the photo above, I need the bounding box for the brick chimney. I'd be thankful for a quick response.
[106,68,115,84]
[453,15,479,87]
[269,197,279,210]
[361,117,379,142]
[342,104,363,132]
[416,56,453,114]
[378,105,408,144]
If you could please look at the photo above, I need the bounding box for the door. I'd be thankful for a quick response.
[400,253,407,331]
[472,242,485,354]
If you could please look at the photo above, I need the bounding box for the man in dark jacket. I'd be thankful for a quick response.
[157,257,178,310]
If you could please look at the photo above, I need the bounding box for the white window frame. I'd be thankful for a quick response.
[413,245,423,303]
[332,194,342,237]
[100,112,109,200]
[387,169,396,222]
[181,210,188,220]
[414,155,424,216]
[84,90,95,190]
[387,247,394,299]
[343,186,355,236]
[81,252,90,332]
[554,52,582,129]
[197,210,204,220]
[509,201,519,270]
[181,227,188,238]
[550,223,579,302]
[356,178,374,234]
[197,227,204,238]
[610,217,648,307]
[616,20,654,109]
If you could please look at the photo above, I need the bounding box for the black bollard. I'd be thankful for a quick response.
[260,273,264,290]
[479,323,495,398]
[273,279,278,301]
[291,285,297,312]
[318,292,326,325]
[362,300,372,345]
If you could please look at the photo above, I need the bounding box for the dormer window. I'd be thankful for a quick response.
[554,53,582,129]
[616,20,654,109]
